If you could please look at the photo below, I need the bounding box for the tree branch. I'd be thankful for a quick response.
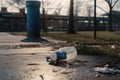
[112,0,119,8]
[105,0,112,7]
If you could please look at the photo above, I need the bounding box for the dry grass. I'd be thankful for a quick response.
[10,31,120,57]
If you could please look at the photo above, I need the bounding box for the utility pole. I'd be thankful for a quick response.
[94,0,97,39]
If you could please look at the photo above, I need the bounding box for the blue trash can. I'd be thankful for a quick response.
[26,1,41,38]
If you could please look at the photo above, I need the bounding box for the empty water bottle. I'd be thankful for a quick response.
[46,46,77,63]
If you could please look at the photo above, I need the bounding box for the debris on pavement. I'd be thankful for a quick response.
[95,74,101,77]
[94,64,120,74]
[46,46,77,64]
[60,69,72,74]
[27,63,40,66]
[40,74,44,80]
[52,68,58,72]
[111,44,116,49]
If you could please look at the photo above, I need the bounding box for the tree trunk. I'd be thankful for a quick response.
[108,8,113,31]
[42,8,48,32]
[67,0,76,34]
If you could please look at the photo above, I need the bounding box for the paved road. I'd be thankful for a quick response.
[0,32,120,80]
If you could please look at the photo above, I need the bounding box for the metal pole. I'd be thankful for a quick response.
[94,0,97,39]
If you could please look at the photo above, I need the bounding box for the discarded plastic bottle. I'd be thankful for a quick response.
[46,46,77,63]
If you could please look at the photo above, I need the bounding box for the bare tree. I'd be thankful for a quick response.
[74,1,82,16]
[87,5,93,27]
[6,0,25,11]
[40,0,51,32]
[11,0,24,5]
[105,0,119,31]
[53,8,62,16]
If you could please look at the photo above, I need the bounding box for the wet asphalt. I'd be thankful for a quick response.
[0,33,120,80]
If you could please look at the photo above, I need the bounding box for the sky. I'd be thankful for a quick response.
[0,0,120,16]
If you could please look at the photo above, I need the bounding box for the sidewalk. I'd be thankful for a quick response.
[0,32,120,80]
[0,32,53,55]
[0,32,66,48]
[0,32,26,43]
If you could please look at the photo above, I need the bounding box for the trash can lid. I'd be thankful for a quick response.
[26,0,40,7]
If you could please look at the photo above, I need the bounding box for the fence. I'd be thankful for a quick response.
[0,12,120,32]
[0,12,26,32]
